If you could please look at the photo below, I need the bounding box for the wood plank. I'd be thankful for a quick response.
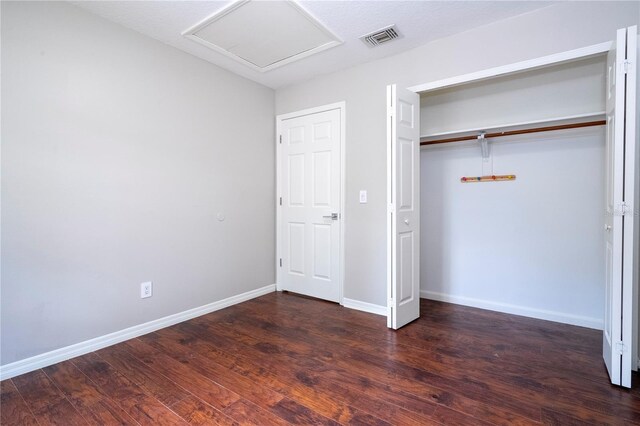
[223,399,295,426]
[125,332,284,409]
[117,336,294,426]
[184,312,496,418]
[269,398,341,425]
[146,324,425,424]
[0,379,38,425]
[120,338,241,411]
[12,369,88,425]
[541,407,608,426]
[96,343,191,407]
[232,295,640,424]
[274,297,640,423]
[204,299,543,421]
[171,395,238,426]
[155,320,461,425]
[43,360,138,425]
[130,334,378,425]
[280,295,640,422]
[71,352,187,425]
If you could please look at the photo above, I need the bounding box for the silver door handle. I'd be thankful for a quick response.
[605,224,612,231]
[323,213,339,220]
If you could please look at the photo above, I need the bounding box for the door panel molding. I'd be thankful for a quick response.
[387,84,420,329]
[276,102,345,304]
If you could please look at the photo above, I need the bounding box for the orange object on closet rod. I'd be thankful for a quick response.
[421,119,606,146]
[461,175,516,183]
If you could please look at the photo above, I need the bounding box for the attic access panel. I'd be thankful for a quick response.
[183,0,342,72]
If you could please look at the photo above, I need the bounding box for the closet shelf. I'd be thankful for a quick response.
[420,112,606,146]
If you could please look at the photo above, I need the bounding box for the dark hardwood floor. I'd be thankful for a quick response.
[2,292,638,425]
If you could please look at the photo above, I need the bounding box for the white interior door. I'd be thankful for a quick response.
[387,84,420,329]
[603,25,636,388]
[278,107,342,303]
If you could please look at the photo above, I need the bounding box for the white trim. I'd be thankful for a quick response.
[339,104,346,304]
[182,0,342,73]
[275,102,346,304]
[421,290,603,330]
[621,24,638,387]
[277,102,346,121]
[386,84,394,328]
[342,298,386,316]
[276,118,282,290]
[0,284,276,381]
[409,41,612,94]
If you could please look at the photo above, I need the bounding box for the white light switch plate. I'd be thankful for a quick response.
[359,190,367,203]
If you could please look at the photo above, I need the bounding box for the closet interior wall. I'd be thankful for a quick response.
[420,56,608,329]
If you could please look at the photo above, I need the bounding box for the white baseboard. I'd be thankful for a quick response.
[421,290,603,330]
[342,298,387,316]
[0,284,276,381]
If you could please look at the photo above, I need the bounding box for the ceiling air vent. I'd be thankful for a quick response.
[360,25,401,47]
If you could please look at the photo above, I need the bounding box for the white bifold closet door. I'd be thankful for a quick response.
[603,25,637,389]
[387,84,420,329]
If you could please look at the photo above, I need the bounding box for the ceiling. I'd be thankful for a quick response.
[72,1,555,89]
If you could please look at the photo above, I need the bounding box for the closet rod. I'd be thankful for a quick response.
[420,119,606,146]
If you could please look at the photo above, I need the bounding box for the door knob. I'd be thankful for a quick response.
[605,224,612,231]
[404,219,410,225]
[323,213,339,220]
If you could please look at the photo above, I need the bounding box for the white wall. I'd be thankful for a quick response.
[421,129,605,329]
[275,1,639,308]
[1,2,275,365]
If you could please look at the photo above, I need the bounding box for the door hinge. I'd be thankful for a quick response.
[615,341,627,355]
[615,201,630,216]
[623,60,631,74]
[279,197,282,206]
[279,258,282,267]
[279,135,282,144]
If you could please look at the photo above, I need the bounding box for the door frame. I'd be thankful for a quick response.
[275,101,346,304]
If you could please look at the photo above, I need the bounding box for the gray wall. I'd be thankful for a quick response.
[275,1,639,308]
[1,1,275,365]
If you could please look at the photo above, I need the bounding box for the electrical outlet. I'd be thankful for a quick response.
[140,281,152,299]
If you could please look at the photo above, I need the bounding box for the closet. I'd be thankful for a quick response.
[386,26,637,388]
[419,56,607,331]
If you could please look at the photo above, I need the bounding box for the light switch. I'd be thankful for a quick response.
[359,190,367,204]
